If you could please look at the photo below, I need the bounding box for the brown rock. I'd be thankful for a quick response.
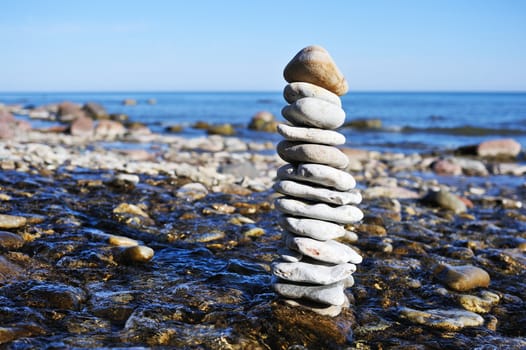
[345,118,382,129]
[57,101,84,122]
[431,158,462,176]
[0,115,32,139]
[434,264,490,291]
[0,121,14,139]
[23,283,86,310]
[114,245,154,263]
[477,138,522,158]
[207,123,236,136]
[248,111,278,132]
[122,98,137,106]
[0,108,15,123]
[0,231,25,250]
[423,189,467,214]
[0,256,23,282]
[83,102,108,119]
[69,114,94,137]
[283,45,348,96]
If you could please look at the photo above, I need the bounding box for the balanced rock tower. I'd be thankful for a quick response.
[272,45,363,317]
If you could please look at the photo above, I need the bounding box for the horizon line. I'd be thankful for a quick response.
[1,89,526,94]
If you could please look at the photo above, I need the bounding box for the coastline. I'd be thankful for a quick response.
[0,106,525,348]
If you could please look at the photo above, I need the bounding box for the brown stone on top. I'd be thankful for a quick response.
[477,138,522,158]
[283,45,348,96]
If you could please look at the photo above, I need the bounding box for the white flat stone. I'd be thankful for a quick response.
[274,180,361,205]
[283,82,342,107]
[279,216,346,241]
[272,261,356,285]
[274,281,346,306]
[281,97,345,130]
[277,163,356,191]
[275,198,364,224]
[285,233,362,264]
[277,124,346,145]
[277,141,349,169]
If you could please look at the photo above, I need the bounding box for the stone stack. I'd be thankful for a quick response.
[272,45,363,317]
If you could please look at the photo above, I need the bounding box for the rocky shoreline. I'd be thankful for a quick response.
[1,102,525,348]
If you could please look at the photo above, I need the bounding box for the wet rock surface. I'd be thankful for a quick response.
[0,123,524,348]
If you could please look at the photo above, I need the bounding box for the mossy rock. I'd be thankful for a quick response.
[207,123,236,136]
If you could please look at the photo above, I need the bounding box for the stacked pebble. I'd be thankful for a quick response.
[272,45,363,317]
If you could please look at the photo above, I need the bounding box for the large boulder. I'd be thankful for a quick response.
[57,101,85,122]
[0,109,31,139]
[477,138,522,158]
[69,114,94,137]
[83,102,108,119]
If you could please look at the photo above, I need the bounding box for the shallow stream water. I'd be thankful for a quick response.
[1,162,525,349]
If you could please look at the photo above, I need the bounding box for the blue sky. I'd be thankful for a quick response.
[1,0,525,91]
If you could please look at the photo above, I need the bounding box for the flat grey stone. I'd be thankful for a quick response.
[279,216,346,241]
[274,281,346,306]
[398,307,484,331]
[274,180,361,205]
[277,124,346,145]
[272,261,356,285]
[281,97,345,129]
[285,233,362,264]
[277,141,349,169]
[275,198,364,224]
[458,291,500,314]
[277,163,356,191]
[283,82,342,107]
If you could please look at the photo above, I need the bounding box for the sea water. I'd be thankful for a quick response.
[2,91,525,153]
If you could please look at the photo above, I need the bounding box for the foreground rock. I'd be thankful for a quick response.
[434,264,491,291]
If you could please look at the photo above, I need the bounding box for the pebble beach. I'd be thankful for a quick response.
[1,90,526,349]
